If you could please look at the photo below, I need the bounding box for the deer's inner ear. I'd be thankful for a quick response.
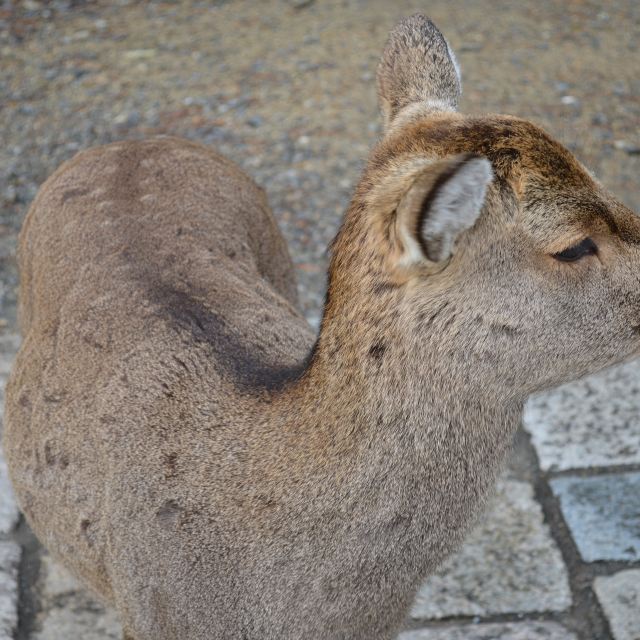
[394,154,493,266]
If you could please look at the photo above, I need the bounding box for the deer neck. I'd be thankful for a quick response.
[270,283,524,510]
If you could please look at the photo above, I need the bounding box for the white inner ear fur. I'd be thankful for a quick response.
[394,157,493,267]
[421,158,493,262]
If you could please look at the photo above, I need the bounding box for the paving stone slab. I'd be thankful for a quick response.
[399,621,578,639]
[35,554,122,640]
[550,472,640,562]
[0,335,20,536]
[524,360,640,471]
[594,570,640,640]
[0,541,21,640]
[0,334,20,356]
[0,447,19,536]
[410,479,571,619]
[0,334,19,379]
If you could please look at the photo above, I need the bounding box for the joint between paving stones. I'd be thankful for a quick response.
[521,429,615,640]
[12,516,42,640]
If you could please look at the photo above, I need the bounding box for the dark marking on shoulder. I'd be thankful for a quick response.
[255,493,277,510]
[368,342,387,360]
[160,381,174,398]
[490,322,521,336]
[163,452,179,479]
[172,355,190,372]
[442,314,455,330]
[156,500,183,530]
[43,440,69,469]
[61,187,91,203]
[79,518,95,547]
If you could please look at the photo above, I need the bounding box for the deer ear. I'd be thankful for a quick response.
[395,154,493,265]
[377,14,462,132]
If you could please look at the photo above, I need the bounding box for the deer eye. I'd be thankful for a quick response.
[552,238,598,262]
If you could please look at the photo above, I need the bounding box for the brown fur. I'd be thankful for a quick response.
[5,15,640,640]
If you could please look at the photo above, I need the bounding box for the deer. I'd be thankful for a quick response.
[4,14,640,640]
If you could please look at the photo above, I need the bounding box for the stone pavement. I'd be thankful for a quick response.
[1,1,639,639]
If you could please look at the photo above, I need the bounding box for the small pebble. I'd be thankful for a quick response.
[614,140,640,155]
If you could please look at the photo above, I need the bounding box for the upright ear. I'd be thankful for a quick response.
[377,14,462,132]
[394,154,493,267]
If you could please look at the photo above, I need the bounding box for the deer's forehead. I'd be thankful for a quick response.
[520,189,607,239]
[519,184,640,251]
[390,115,591,188]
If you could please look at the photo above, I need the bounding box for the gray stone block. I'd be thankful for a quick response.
[0,447,19,535]
[0,541,20,640]
[594,570,640,640]
[0,334,19,380]
[34,554,122,640]
[0,335,20,354]
[399,621,578,639]
[410,480,571,619]
[550,472,640,562]
[524,360,640,471]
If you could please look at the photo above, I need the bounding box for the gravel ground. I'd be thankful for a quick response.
[0,1,639,639]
